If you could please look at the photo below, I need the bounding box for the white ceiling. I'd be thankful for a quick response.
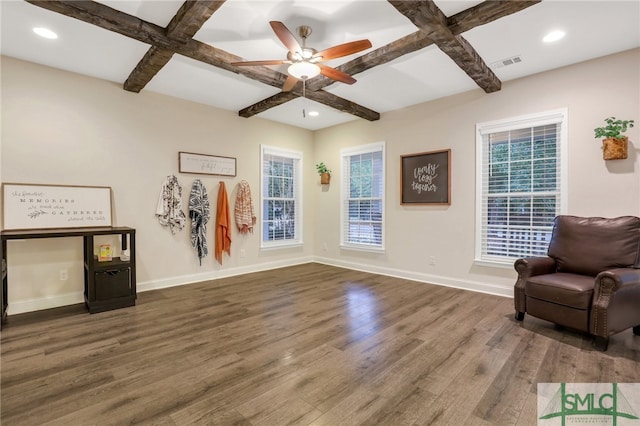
[2,0,639,131]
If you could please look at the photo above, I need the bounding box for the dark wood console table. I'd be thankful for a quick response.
[1,227,136,326]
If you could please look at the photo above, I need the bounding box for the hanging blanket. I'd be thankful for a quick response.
[156,175,186,234]
[189,179,210,265]
[234,180,256,234]
[215,181,232,265]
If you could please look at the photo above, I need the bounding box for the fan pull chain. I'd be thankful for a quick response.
[302,79,306,118]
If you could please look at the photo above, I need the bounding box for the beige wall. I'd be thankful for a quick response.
[2,48,639,313]
[1,56,315,314]
[313,48,640,295]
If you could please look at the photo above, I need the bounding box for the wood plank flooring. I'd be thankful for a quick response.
[1,263,638,425]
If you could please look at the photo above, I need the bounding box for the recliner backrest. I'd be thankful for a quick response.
[547,215,640,276]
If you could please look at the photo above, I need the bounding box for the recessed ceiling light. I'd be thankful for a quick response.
[33,27,58,39]
[543,30,565,43]
[308,111,319,117]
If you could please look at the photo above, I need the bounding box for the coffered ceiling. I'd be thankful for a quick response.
[1,1,639,130]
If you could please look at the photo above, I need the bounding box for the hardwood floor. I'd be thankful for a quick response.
[1,263,638,425]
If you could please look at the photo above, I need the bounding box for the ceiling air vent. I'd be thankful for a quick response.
[491,55,523,69]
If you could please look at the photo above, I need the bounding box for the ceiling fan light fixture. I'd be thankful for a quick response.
[288,61,321,80]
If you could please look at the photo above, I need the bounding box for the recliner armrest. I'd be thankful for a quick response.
[514,256,556,277]
[513,256,556,314]
[594,268,640,294]
[591,268,640,338]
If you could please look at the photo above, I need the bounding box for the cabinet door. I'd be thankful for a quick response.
[94,268,131,300]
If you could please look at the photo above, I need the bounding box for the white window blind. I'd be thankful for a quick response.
[341,142,385,250]
[260,145,302,248]
[476,109,567,264]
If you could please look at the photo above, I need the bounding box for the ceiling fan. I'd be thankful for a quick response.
[231,21,372,92]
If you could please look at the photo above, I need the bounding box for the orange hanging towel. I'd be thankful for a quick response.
[215,181,232,264]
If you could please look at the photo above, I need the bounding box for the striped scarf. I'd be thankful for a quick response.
[189,179,210,265]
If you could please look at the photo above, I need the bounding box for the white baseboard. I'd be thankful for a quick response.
[312,256,513,298]
[137,256,315,293]
[7,291,84,315]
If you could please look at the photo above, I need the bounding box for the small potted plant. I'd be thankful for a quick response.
[316,162,331,184]
[594,117,635,160]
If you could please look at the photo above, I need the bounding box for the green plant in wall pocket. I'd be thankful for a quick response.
[316,162,331,184]
[594,117,635,160]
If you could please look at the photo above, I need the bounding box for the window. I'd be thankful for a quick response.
[475,109,567,265]
[341,142,385,250]
[261,145,302,248]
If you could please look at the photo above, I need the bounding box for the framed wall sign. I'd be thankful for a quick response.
[178,151,237,177]
[401,149,451,205]
[2,183,113,230]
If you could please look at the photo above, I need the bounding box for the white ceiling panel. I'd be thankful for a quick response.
[2,0,639,130]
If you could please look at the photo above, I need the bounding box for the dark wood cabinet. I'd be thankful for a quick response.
[1,227,136,325]
[83,229,136,313]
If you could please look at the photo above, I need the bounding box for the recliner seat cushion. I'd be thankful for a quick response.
[525,272,594,309]
[548,216,640,276]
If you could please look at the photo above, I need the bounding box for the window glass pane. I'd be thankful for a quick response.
[487,197,507,225]
[510,137,532,162]
[342,144,384,248]
[283,161,293,178]
[532,159,556,191]
[489,163,508,193]
[361,175,372,197]
[533,129,557,159]
[261,147,300,245]
[283,177,293,198]
[509,197,531,226]
[351,159,360,176]
[350,178,361,198]
[509,161,531,192]
[478,114,563,262]
[490,134,509,164]
[266,200,274,220]
[532,196,557,226]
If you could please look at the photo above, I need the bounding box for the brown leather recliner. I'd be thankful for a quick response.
[514,215,640,351]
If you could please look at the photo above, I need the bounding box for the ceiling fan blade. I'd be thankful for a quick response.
[282,75,298,92]
[270,21,302,53]
[231,60,286,67]
[318,64,356,85]
[314,39,372,61]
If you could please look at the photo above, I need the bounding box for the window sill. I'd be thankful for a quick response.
[473,258,517,270]
[340,244,385,254]
[261,241,303,251]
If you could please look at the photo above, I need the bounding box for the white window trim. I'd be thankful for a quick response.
[260,144,303,249]
[474,108,568,267]
[340,141,386,252]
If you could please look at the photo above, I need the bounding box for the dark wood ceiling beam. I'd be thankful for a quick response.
[388,0,501,93]
[239,89,379,122]
[308,0,541,92]
[305,90,379,121]
[26,0,377,121]
[124,1,226,93]
[307,30,433,91]
[25,1,286,88]
[447,1,542,35]
[239,92,299,118]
